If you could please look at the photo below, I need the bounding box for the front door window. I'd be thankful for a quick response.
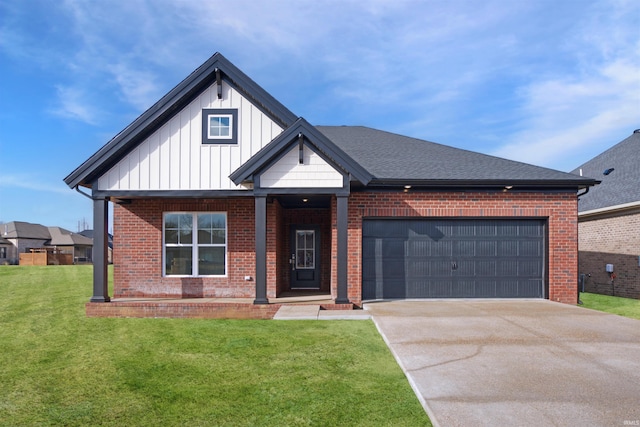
[290,225,320,288]
[296,230,315,269]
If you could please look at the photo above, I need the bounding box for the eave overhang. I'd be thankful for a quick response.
[579,200,640,220]
[365,177,598,190]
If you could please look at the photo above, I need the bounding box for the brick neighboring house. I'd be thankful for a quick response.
[64,53,596,308]
[1,221,93,265]
[572,130,640,299]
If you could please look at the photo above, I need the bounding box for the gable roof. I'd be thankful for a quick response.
[571,130,640,212]
[2,221,51,239]
[1,222,93,246]
[318,126,596,188]
[64,52,297,189]
[48,227,93,246]
[230,118,373,186]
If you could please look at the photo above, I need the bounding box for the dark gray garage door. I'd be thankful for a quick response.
[362,219,545,299]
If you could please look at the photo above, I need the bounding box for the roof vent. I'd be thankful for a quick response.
[603,168,615,176]
[634,129,640,134]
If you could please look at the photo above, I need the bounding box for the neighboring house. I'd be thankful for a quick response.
[78,230,113,263]
[2,221,51,264]
[48,227,94,263]
[572,130,640,299]
[0,236,13,264]
[64,52,596,306]
[1,221,94,265]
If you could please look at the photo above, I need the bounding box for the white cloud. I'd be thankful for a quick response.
[0,173,73,195]
[49,85,100,125]
[491,0,640,171]
[108,63,160,111]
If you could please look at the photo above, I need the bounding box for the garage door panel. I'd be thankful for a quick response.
[498,259,518,276]
[452,280,476,297]
[519,260,543,277]
[362,219,545,299]
[497,280,520,297]
[383,280,406,298]
[426,280,454,298]
[456,240,475,257]
[475,280,498,297]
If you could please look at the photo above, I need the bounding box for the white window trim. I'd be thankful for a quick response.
[207,114,234,140]
[163,212,228,277]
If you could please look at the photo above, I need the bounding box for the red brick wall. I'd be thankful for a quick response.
[113,198,257,298]
[578,211,640,299]
[332,190,579,305]
[114,191,579,305]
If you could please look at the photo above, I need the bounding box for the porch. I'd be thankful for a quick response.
[85,291,358,319]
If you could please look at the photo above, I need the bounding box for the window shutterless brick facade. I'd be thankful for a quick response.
[114,190,579,305]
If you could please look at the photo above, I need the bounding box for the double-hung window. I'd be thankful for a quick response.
[202,109,238,144]
[164,212,227,276]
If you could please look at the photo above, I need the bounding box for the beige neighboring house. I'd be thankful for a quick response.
[1,221,93,265]
[0,236,13,264]
[572,129,640,299]
[48,226,94,263]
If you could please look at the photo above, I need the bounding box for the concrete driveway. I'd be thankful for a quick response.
[365,300,640,427]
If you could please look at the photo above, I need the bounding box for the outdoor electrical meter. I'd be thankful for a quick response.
[606,264,614,273]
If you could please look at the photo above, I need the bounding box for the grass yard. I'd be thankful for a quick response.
[0,266,430,426]
[579,292,640,320]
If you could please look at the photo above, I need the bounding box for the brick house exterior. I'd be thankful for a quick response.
[65,53,595,310]
[573,130,640,299]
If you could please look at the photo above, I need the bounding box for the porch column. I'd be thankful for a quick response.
[254,196,269,304]
[91,197,110,302]
[335,195,350,304]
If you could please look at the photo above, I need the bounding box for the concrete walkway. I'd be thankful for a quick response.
[365,300,640,427]
[273,304,371,320]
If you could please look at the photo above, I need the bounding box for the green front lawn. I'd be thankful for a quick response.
[0,266,430,426]
[579,292,640,320]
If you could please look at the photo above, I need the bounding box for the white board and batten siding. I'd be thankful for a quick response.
[260,145,343,188]
[97,81,283,191]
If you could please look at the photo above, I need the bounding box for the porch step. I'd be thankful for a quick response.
[273,305,371,320]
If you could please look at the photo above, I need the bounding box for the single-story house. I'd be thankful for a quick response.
[0,236,13,265]
[64,52,596,308]
[2,221,51,264]
[572,130,640,299]
[48,226,94,264]
[1,221,93,265]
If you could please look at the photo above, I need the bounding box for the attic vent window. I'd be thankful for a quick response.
[202,109,238,145]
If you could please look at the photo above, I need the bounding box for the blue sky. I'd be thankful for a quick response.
[1,0,638,232]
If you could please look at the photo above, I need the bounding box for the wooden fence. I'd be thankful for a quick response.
[19,248,74,266]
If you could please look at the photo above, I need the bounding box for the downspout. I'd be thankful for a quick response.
[75,185,93,200]
[576,186,589,198]
[576,185,589,304]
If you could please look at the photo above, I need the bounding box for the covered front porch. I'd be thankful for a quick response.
[85,291,357,319]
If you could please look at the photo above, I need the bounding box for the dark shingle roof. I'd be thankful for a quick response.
[2,221,51,239]
[48,227,93,246]
[317,126,594,187]
[571,130,640,212]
